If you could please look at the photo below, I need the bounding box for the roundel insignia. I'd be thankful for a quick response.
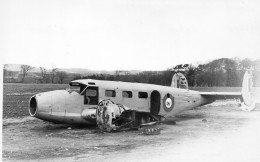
[163,94,174,112]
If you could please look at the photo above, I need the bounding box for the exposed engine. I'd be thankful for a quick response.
[96,99,165,132]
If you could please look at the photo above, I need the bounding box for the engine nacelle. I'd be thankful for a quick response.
[29,90,96,125]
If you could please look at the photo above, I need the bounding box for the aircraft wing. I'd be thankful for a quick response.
[199,92,242,100]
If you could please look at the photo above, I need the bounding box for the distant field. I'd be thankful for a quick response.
[2,83,260,119]
[3,83,69,118]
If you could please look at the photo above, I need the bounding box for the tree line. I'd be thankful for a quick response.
[75,58,260,87]
[3,65,68,84]
[38,67,68,84]
[3,58,260,86]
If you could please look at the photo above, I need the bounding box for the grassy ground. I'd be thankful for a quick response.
[3,83,69,118]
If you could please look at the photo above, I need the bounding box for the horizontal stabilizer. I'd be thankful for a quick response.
[198,70,255,111]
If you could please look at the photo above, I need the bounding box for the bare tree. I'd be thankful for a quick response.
[56,71,67,84]
[50,67,58,83]
[3,68,16,82]
[40,67,48,83]
[3,65,7,77]
[20,65,33,83]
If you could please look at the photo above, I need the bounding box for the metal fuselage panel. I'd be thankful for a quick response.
[97,85,205,117]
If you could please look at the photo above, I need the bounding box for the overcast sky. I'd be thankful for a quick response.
[1,0,260,70]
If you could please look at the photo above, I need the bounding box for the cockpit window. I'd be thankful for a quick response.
[69,85,87,95]
[69,86,80,94]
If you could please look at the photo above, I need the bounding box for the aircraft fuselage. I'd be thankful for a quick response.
[29,79,214,125]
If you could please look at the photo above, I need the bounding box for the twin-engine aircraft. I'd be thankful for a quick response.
[29,70,255,131]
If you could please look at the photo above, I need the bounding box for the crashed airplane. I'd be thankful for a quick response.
[29,70,255,132]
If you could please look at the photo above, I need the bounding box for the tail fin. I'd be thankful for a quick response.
[241,69,255,111]
[171,73,188,89]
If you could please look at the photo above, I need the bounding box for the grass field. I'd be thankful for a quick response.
[3,83,69,118]
[3,83,259,119]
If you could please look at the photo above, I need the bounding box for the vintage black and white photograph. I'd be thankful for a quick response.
[1,0,260,161]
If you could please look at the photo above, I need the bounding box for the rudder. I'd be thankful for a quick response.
[171,72,188,89]
[241,69,256,111]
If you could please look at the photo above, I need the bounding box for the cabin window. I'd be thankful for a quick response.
[84,86,99,105]
[85,89,97,96]
[122,91,132,98]
[138,92,148,99]
[105,90,116,97]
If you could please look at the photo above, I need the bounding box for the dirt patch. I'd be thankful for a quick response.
[3,103,260,162]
